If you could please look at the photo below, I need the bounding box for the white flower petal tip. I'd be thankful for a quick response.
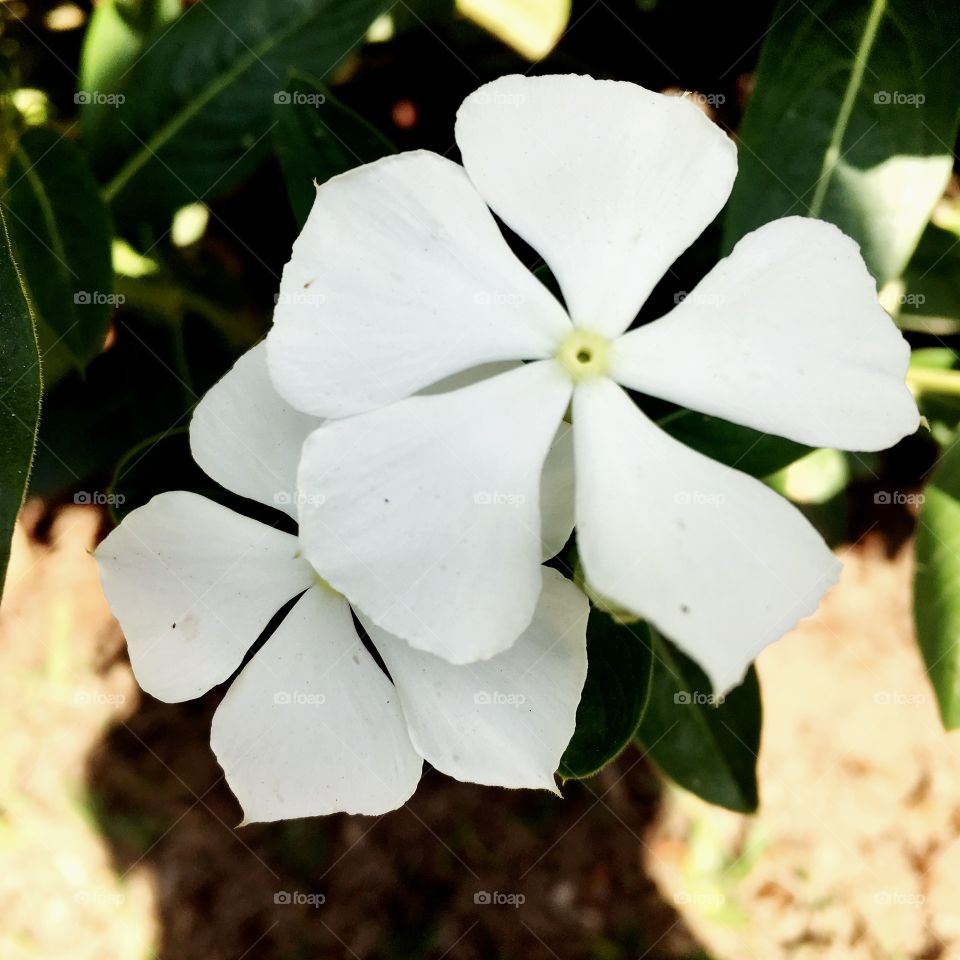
[365,567,589,791]
[95,492,314,703]
[611,216,921,453]
[190,342,321,518]
[266,150,571,418]
[296,361,572,664]
[211,586,423,822]
[456,73,737,337]
[573,379,843,697]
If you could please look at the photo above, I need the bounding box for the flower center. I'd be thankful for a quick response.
[556,329,611,381]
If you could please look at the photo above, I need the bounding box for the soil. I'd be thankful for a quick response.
[2,502,958,959]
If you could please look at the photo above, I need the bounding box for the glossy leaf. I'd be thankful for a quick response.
[274,71,395,226]
[723,0,960,283]
[636,630,761,812]
[4,127,114,372]
[915,443,960,729]
[92,0,390,225]
[558,610,653,780]
[0,208,41,600]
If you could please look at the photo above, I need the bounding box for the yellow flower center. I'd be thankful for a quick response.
[555,329,611,381]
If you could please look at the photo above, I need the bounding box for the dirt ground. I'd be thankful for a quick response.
[2,502,959,960]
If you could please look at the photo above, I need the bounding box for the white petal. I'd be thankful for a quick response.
[456,75,737,337]
[364,568,588,791]
[540,421,575,560]
[211,585,423,821]
[267,150,571,418]
[610,217,919,452]
[190,343,321,519]
[573,379,841,693]
[297,361,572,664]
[95,492,314,702]
[425,363,573,560]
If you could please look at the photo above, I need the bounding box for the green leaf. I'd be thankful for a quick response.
[914,443,960,728]
[636,631,761,812]
[723,0,960,283]
[658,408,810,478]
[558,611,653,780]
[79,0,181,143]
[4,127,114,372]
[894,221,960,336]
[0,207,41,600]
[274,71,395,226]
[92,0,390,225]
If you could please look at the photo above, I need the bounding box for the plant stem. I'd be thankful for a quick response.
[907,366,960,397]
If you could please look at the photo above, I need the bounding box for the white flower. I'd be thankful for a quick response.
[95,344,589,821]
[266,73,919,692]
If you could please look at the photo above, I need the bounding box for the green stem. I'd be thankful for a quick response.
[907,366,960,397]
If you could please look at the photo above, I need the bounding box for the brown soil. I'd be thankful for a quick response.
[2,503,958,959]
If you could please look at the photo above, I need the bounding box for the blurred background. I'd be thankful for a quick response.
[1,0,959,957]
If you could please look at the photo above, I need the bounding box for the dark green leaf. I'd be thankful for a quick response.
[274,70,395,226]
[723,0,960,283]
[915,442,960,728]
[658,408,810,478]
[93,0,391,225]
[4,127,114,372]
[109,428,296,533]
[559,611,653,780]
[0,207,41,600]
[636,631,761,812]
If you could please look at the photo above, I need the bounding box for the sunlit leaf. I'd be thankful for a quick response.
[456,0,570,59]
[915,443,960,729]
[724,0,960,284]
